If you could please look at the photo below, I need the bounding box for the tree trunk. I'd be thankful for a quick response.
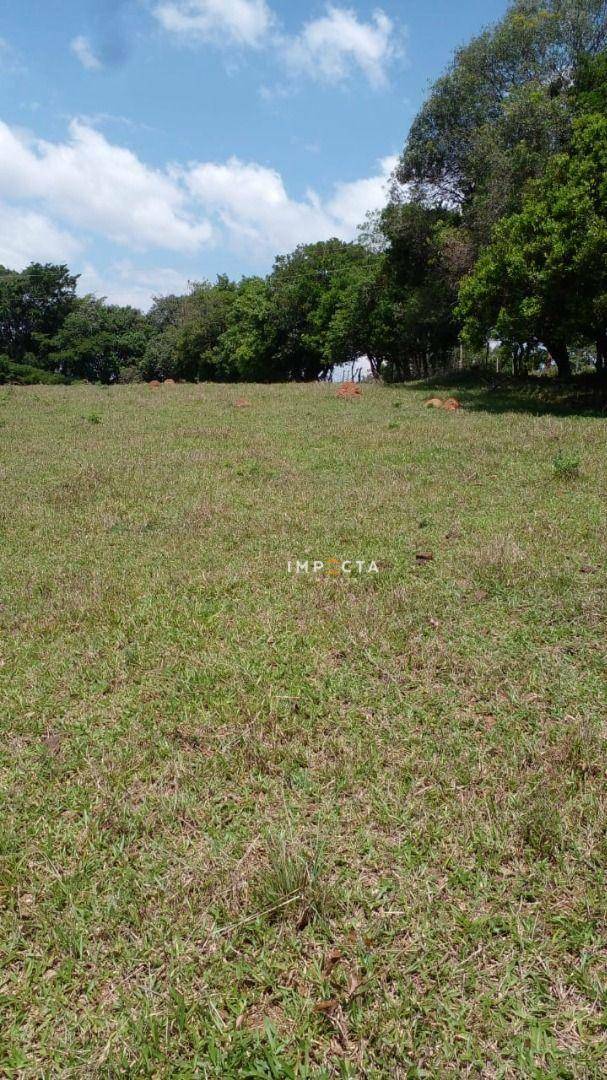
[597,333,607,377]
[368,355,381,380]
[545,342,572,379]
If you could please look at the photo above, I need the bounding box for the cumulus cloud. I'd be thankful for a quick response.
[0,114,395,293]
[153,0,273,47]
[152,2,402,87]
[184,153,395,255]
[327,155,397,229]
[281,6,398,88]
[0,202,82,270]
[0,119,212,253]
[78,261,193,309]
[71,35,103,70]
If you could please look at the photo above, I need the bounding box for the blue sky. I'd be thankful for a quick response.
[0,1,508,308]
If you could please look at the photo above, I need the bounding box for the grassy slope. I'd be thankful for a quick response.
[0,381,606,1077]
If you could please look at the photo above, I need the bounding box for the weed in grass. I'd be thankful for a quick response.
[520,788,565,859]
[558,716,605,780]
[473,533,526,585]
[552,449,581,479]
[253,833,331,928]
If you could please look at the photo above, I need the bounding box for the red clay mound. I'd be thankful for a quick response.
[425,396,462,411]
[337,381,363,399]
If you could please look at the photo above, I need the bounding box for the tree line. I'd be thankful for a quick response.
[1,0,606,386]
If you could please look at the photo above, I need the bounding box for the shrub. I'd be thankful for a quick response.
[0,359,69,385]
[117,364,143,384]
[552,450,581,479]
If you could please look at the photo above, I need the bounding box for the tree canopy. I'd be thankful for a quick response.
[457,87,607,376]
[397,0,607,244]
[1,3,606,386]
[49,297,151,383]
[0,263,78,362]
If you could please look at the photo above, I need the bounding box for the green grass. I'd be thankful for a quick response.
[1,380,606,1076]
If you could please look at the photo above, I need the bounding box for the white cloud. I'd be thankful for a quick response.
[0,114,395,284]
[184,153,395,255]
[72,155,395,309]
[282,6,399,88]
[152,2,403,89]
[71,35,103,71]
[327,154,397,229]
[77,261,193,310]
[153,0,273,47]
[0,119,212,253]
[0,202,82,270]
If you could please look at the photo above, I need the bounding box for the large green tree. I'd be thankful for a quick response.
[146,293,185,333]
[574,49,607,114]
[263,239,372,381]
[215,277,277,382]
[49,296,151,383]
[457,111,607,376]
[176,276,238,381]
[397,0,607,245]
[340,203,462,381]
[0,263,78,361]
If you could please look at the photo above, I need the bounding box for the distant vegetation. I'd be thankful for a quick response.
[1,0,606,385]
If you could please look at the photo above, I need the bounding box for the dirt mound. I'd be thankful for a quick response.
[337,381,362,399]
[425,396,462,411]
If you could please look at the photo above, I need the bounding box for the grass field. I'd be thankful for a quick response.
[1,380,606,1077]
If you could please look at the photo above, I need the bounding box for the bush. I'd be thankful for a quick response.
[0,359,69,385]
[117,364,143,384]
